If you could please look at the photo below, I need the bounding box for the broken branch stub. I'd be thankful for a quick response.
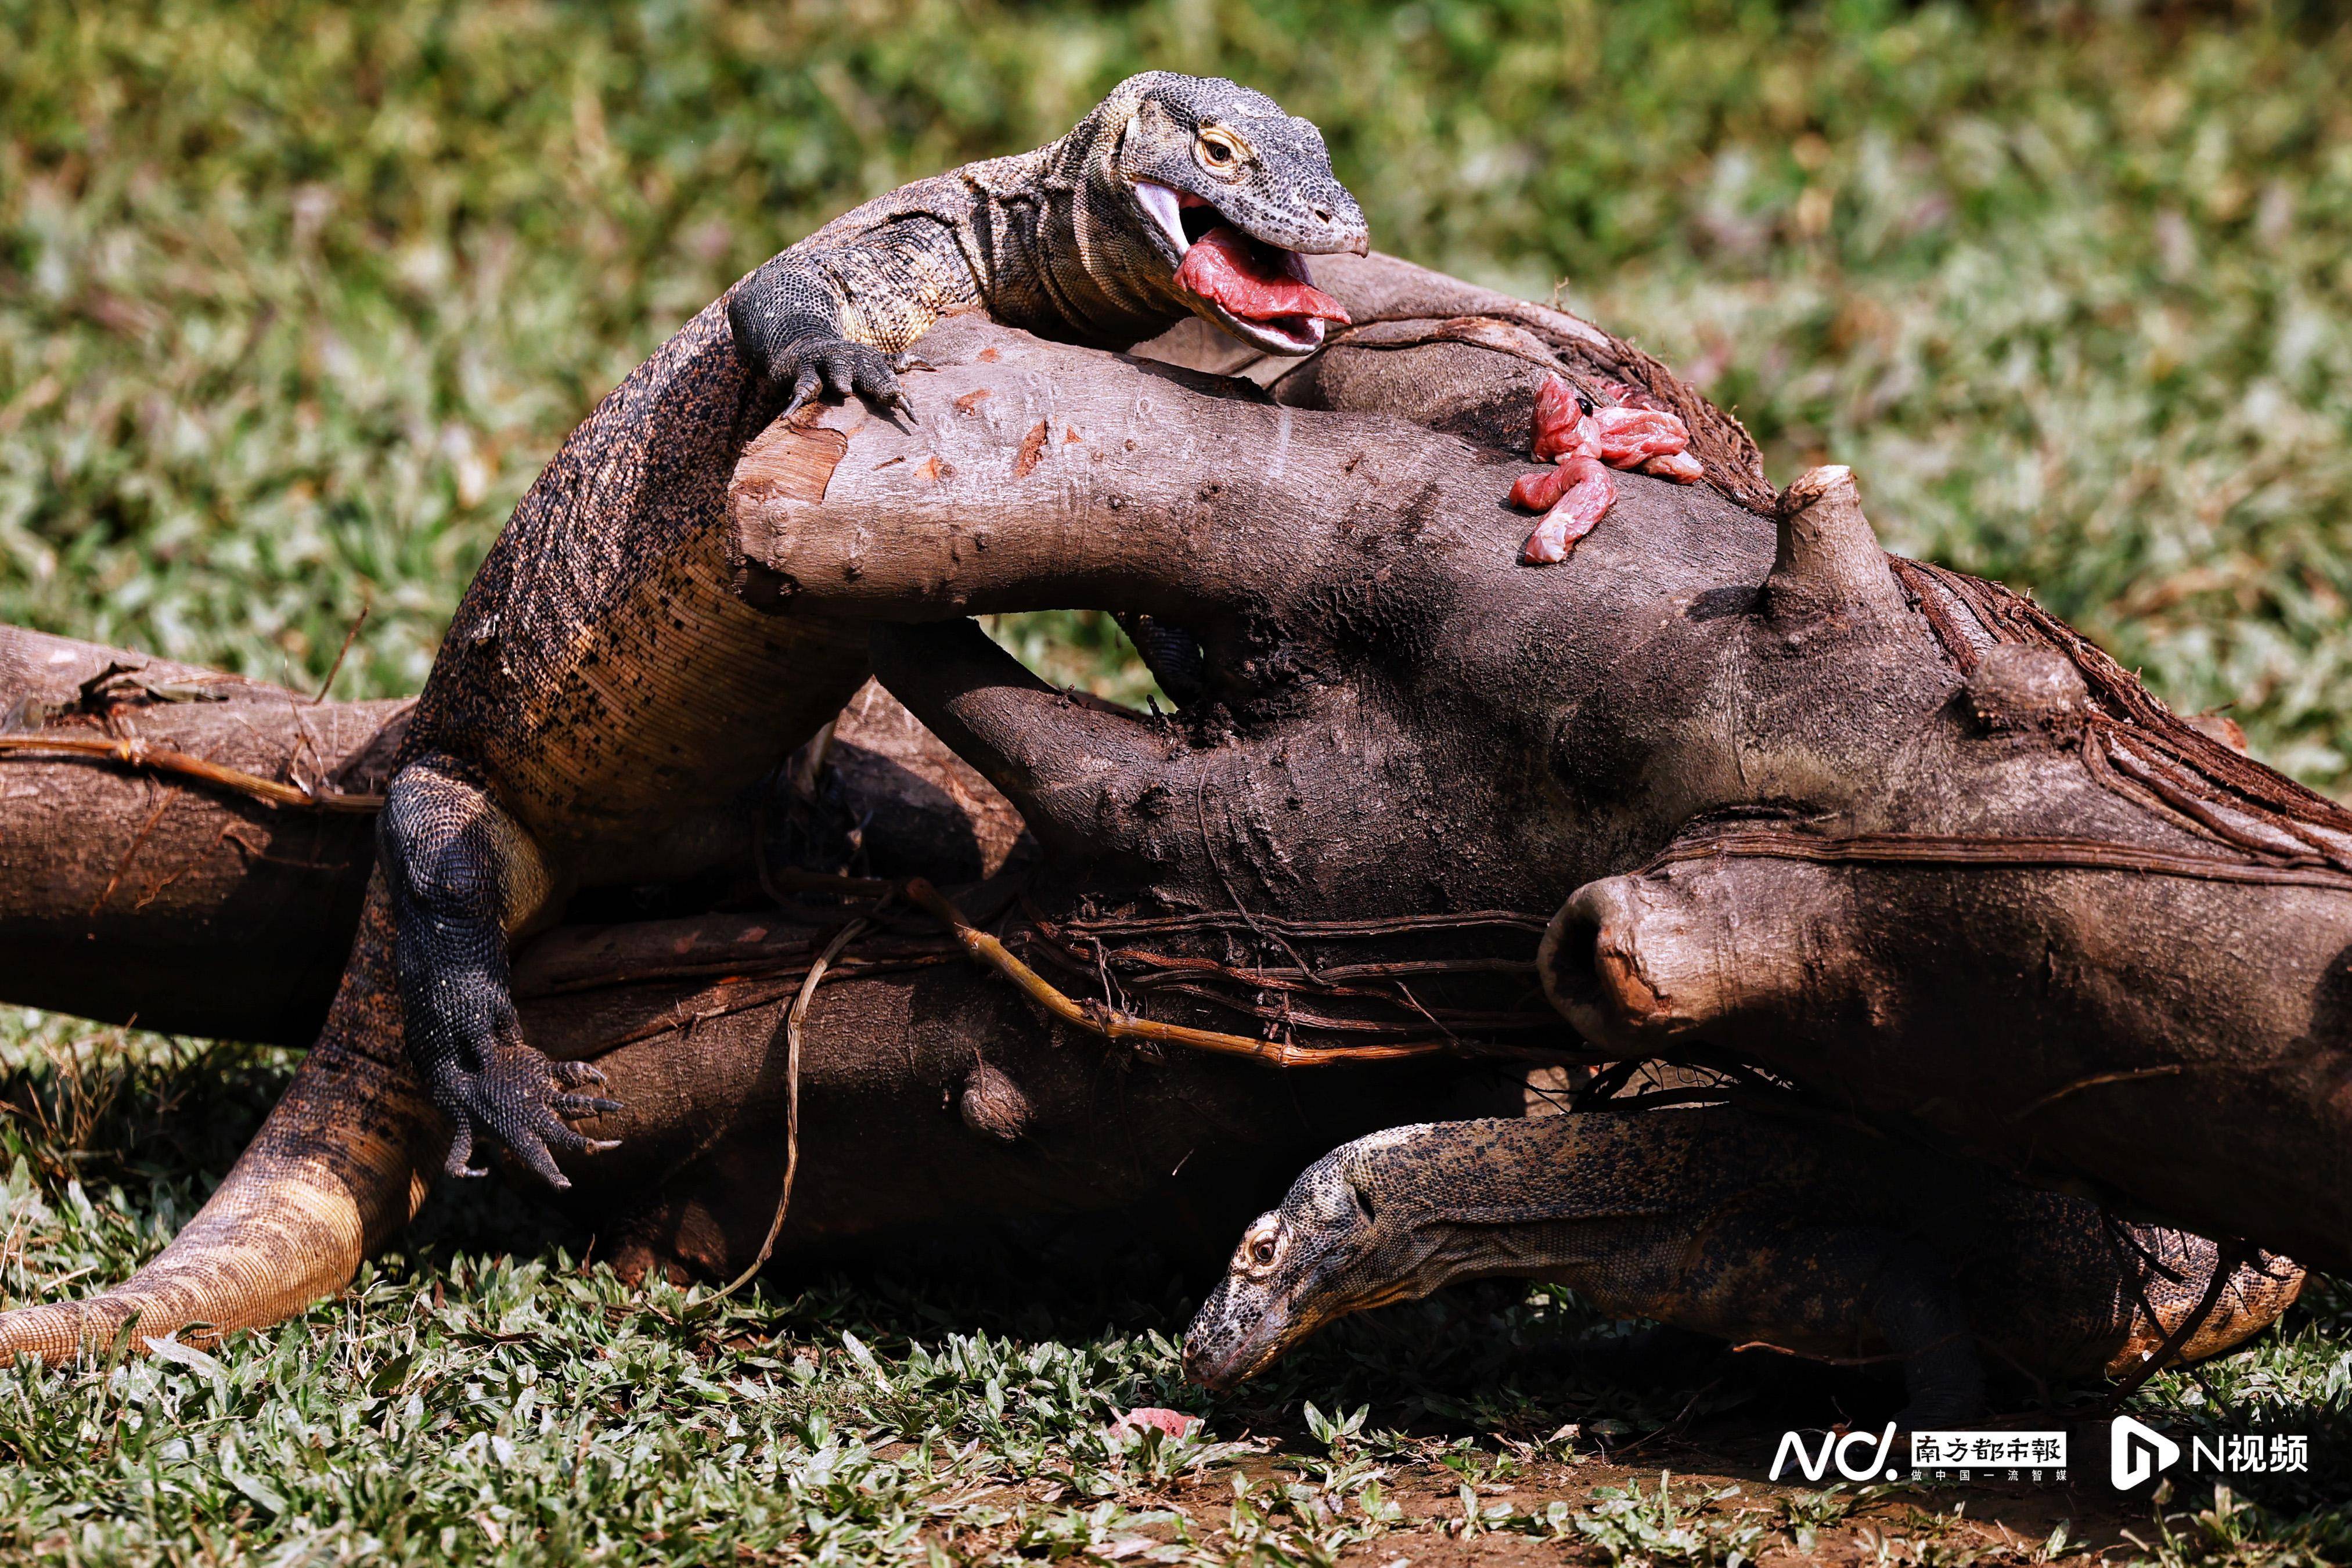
[1542,841,2352,1267]
[1764,464,1908,628]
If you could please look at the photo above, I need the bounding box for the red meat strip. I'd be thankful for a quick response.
[1590,406,1691,466]
[1108,1407,1202,1441]
[1521,457,1615,564]
[1510,463,1575,511]
[1531,374,1592,462]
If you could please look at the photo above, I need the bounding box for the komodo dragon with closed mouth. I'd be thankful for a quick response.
[1184,1109,2302,1424]
[379,71,1370,1190]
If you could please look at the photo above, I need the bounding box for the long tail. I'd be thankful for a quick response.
[0,878,440,1361]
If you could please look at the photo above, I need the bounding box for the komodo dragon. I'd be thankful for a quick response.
[377,71,1369,1189]
[1183,1109,2302,1423]
[0,75,1372,1360]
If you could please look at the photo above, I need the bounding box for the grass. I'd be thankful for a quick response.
[6,0,2352,1560]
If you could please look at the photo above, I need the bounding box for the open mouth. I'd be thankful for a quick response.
[1134,180,1350,356]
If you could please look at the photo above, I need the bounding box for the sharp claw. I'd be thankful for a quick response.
[554,1060,606,1087]
[587,1138,622,1154]
[518,1141,572,1189]
[783,365,823,420]
[441,1121,479,1180]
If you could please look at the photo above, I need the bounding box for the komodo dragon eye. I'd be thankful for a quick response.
[1197,129,1247,173]
[1238,1217,1283,1276]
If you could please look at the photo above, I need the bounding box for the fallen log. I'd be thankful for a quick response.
[0,633,2304,1401]
[2,249,1661,1358]
[0,626,1517,1302]
[735,293,2352,1271]
[0,625,400,1043]
[0,624,1026,1043]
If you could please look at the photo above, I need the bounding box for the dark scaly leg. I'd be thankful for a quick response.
[727,217,979,421]
[1115,612,1207,705]
[379,752,618,1189]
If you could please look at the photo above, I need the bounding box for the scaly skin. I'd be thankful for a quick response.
[729,70,1368,416]
[0,885,440,1362]
[383,73,1368,1187]
[1183,1110,2303,1424]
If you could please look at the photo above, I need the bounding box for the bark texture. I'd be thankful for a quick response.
[734,287,2352,1271]
[0,628,1507,1303]
[0,625,400,1042]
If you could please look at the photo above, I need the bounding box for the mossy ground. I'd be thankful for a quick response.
[3,1,2350,1560]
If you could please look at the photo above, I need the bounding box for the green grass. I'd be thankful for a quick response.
[8,0,2352,1560]
[6,1018,2350,1566]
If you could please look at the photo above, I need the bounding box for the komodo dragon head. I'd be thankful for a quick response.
[1089,71,1368,356]
[1183,1119,1520,1391]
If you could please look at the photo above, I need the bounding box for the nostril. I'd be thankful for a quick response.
[1312,204,1332,222]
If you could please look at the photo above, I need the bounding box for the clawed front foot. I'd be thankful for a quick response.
[777,335,917,423]
[434,1045,622,1187]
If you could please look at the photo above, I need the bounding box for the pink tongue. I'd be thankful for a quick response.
[1173,226,1351,327]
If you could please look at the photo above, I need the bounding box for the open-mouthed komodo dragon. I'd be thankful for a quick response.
[0,74,1371,1361]
[1183,1108,2303,1424]
[380,71,1370,1190]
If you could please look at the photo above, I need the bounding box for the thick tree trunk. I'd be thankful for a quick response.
[733,300,2352,1271]
[0,625,399,1042]
[0,623,1026,1042]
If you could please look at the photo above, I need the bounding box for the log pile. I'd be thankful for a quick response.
[2,253,2343,1360]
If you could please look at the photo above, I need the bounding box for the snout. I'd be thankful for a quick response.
[1182,1284,1292,1392]
[1295,192,1368,258]
[1181,1336,1249,1393]
[1272,184,1368,258]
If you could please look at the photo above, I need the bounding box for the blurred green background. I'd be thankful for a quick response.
[9,0,2352,780]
